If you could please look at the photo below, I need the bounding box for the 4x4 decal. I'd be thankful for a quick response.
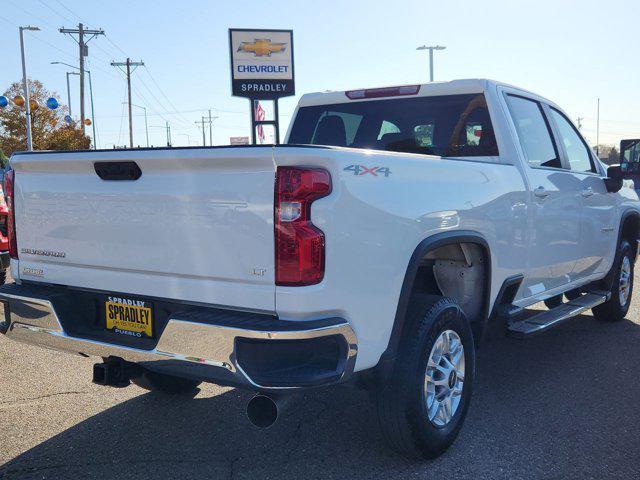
[344,165,391,177]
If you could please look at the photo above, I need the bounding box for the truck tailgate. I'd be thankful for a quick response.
[11,147,277,312]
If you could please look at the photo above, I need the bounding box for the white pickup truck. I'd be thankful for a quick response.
[1,79,638,459]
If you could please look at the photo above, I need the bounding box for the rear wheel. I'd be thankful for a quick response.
[376,295,475,459]
[132,369,201,395]
[593,239,634,322]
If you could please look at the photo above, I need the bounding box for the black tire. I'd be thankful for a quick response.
[593,239,634,322]
[132,369,201,395]
[0,268,6,286]
[544,295,563,309]
[376,295,475,459]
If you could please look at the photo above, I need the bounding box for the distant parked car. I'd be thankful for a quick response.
[0,168,8,284]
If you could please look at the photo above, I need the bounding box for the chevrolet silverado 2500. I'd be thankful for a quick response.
[1,79,638,458]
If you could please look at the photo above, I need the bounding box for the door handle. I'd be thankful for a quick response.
[581,187,594,198]
[534,186,550,198]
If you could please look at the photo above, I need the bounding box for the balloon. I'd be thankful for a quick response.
[64,115,73,125]
[29,99,39,111]
[13,95,25,107]
[46,97,59,110]
[0,96,7,108]
[84,118,92,126]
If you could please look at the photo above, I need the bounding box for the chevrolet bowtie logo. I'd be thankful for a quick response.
[238,39,287,57]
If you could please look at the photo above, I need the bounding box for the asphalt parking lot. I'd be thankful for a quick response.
[2,277,640,480]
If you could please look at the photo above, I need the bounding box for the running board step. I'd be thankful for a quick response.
[507,291,610,338]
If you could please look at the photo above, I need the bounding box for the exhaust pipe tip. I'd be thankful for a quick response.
[246,394,279,428]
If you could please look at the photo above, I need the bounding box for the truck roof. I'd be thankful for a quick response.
[296,78,554,108]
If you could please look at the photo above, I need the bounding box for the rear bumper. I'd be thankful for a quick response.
[0,283,357,391]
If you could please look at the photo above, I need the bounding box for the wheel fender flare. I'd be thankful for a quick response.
[603,209,640,290]
[377,230,491,377]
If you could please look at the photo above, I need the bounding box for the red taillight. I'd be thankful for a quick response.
[5,169,17,259]
[275,167,331,286]
[345,85,420,100]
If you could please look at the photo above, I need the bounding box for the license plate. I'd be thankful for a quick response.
[105,296,153,338]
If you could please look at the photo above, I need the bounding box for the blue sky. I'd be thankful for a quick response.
[0,0,638,149]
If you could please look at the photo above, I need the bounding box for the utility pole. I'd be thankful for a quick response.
[19,26,40,151]
[111,58,144,148]
[207,109,218,146]
[195,117,207,146]
[166,121,171,147]
[59,24,104,133]
[416,45,446,82]
[209,109,213,146]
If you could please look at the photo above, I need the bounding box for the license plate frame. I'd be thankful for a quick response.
[104,295,154,339]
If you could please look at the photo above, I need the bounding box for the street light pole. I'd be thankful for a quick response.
[19,25,40,151]
[123,102,149,147]
[52,62,97,149]
[416,45,446,82]
[65,72,78,117]
[87,70,97,149]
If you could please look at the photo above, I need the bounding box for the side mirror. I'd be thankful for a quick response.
[604,165,623,193]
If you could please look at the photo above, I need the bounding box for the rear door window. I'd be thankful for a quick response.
[505,95,561,169]
[548,108,596,173]
[288,93,498,157]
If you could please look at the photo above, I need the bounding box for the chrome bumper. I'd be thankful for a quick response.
[0,284,357,390]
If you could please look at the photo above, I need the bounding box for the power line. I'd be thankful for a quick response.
[37,0,74,23]
[52,0,84,22]
[104,34,129,58]
[0,13,79,64]
[134,74,189,126]
[6,0,59,30]
[142,65,192,124]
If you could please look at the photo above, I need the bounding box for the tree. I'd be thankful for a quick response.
[608,146,619,165]
[0,79,90,157]
[0,149,7,168]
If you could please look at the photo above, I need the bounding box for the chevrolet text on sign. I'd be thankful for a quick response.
[229,29,295,99]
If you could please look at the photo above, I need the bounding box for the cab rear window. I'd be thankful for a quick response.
[287,93,498,157]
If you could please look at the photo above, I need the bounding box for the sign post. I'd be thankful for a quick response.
[229,28,295,144]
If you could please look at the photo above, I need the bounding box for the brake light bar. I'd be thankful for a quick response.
[345,85,421,100]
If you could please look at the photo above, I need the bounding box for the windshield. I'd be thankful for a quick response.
[288,93,498,157]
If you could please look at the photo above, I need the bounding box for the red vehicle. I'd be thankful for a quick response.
[0,173,9,284]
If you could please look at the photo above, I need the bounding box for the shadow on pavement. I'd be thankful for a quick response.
[2,314,640,479]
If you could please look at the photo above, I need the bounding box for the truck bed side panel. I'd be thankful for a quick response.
[273,146,528,371]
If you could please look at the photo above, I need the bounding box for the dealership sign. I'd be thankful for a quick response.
[229,136,250,145]
[229,29,295,99]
